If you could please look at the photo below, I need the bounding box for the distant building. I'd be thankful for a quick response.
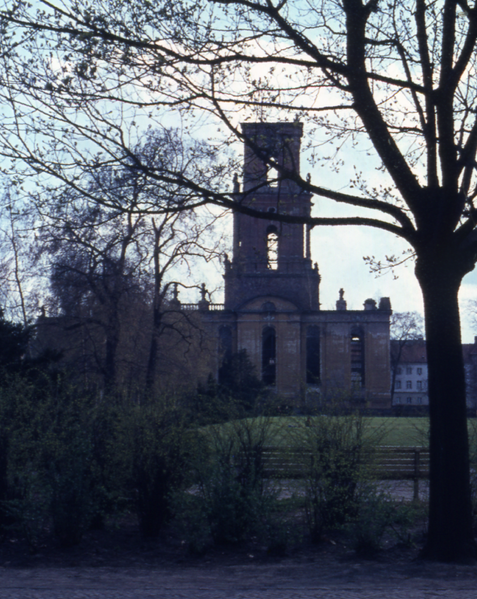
[391,340,428,407]
[391,338,477,411]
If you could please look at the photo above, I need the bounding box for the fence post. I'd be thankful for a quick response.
[413,448,420,501]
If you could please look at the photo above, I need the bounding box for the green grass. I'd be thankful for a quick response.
[367,417,477,448]
[204,415,430,448]
[262,416,429,447]
[363,417,429,447]
[205,415,477,449]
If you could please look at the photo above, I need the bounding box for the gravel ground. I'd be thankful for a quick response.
[1,556,477,598]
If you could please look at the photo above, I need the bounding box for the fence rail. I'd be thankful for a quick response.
[237,446,429,501]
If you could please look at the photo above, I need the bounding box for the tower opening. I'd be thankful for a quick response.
[262,326,276,385]
[351,330,365,387]
[266,225,279,270]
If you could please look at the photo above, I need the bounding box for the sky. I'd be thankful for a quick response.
[312,224,477,344]
[196,135,477,345]
[304,155,477,344]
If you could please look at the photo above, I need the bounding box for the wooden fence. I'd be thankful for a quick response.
[238,446,429,501]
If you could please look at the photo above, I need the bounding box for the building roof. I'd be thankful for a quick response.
[391,338,477,364]
[391,339,427,363]
[463,341,477,362]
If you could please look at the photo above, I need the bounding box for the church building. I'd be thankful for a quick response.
[196,122,392,409]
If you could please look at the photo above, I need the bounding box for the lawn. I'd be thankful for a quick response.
[363,417,429,447]
[208,415,477,450]
[261,416,430,447]
[206,415,430,448]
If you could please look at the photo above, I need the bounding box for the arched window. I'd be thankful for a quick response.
[350,330,365,387]
[262,326,276,385]
[306,326,320,384]
[266,225,279,270]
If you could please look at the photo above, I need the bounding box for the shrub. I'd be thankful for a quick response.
[48,430,96,547]
[39,385,104,547]
[121,398,195,538]
[347,485,422,556]
[467,420,477,530]
[293,408,379,542]
[178,413,282,547]
[0,375,103,547]
[1,468,50,552]
[346,485,395,555]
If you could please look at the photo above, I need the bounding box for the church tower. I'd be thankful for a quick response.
[224,122,320,311]
[198,121,392,408]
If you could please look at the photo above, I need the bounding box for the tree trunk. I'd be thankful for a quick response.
[145,317,160,393]
[416,258,476,561]
[145,299,163,393]
[104,307,120,392]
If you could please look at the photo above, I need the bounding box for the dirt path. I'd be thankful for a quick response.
[1,562,476,598]
[1,546,477,599]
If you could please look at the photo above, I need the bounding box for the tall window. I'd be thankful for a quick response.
[219,326,233,358]
[350,330,365,387]
[218,326,233,384]
[306,326,320,384]
[262,326,276,385]
[266,225,279,270]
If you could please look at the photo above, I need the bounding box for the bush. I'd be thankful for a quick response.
[293,408,379,542]
[467,420,477,531]
[347,485,422,556]
[177,413,282,547]
[121,398,196,538]
[36,384,104,547]
[0,374,125,548]
[0,372,200,545]
[1,468,50,552]
[346,485,395,555]
[48,430,96,547]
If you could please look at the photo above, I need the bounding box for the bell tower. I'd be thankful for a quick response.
[224,122,320,310]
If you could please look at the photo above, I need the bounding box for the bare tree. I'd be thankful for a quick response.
[3,0,477,559]
[0,187,39,326]
[37,131,221,393]
[42,204,147,391]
